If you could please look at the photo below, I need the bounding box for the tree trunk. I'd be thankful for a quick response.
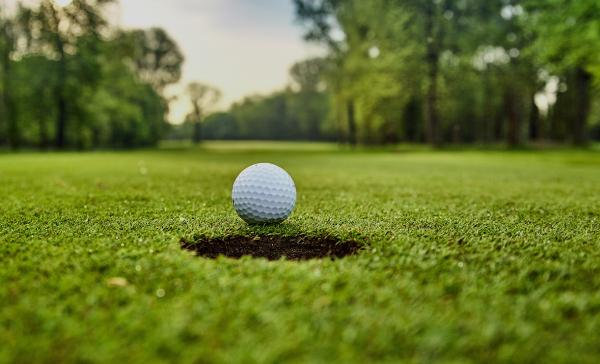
[335,98,344,144]
[4,77,17,150]
[482,72,494,143]
[0,77,4,146]
[191,103,202,144]
[55,41,68,149]
[425,56,440,146]
[573,67,591,146]
[1,24,17,149]
[528,92,540,141]
[193,121,202,144]
[452,124,461,144]
[493,108,504,142]
[504,89,519,147]
[402,96,420,142]
[0,40,5,147]
[307,95,320,141]
[424,4,440,147]
[39,117,49,149]
[346,99,357,146]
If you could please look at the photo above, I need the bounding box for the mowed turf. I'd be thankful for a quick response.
[1,142,599,363]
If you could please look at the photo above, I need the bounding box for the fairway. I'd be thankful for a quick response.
[1,143,600,363]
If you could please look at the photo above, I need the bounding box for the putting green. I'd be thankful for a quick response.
[1,143,599,363]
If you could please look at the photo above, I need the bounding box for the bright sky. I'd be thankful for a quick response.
[117,0,320,123]
[7,0,319,123]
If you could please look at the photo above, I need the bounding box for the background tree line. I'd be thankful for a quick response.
[0,0,183,150]
[2,0,600,149]
[173,0,600,146]
[170,58,336,142]
[290,0,600,146]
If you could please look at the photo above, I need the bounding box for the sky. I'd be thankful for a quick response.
[116,0,320,123]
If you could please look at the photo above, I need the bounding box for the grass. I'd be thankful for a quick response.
[1,142,599,363]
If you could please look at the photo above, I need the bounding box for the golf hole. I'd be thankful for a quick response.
[180,235,363,261]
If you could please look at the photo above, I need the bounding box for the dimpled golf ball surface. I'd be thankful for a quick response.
[232,163,296,224]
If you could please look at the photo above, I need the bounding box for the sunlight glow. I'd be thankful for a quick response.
[54,0,72,7]
[368,46,381,59]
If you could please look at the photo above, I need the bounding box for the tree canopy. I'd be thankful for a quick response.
[0,0,183,149]
[288,0,600,146]
[2,0,600,149]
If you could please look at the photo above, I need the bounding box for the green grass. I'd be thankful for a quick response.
[1,142,599,363]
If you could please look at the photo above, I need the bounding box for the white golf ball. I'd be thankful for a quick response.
[232,163,296,224]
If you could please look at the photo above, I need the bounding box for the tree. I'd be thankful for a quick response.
[20,0,115,149]
[294,0,355,144]
[12,55,58,149]
[0,1,182,150]
[295,0,547,147]
[122,28,185,92]
[524,0,600,145]
[471,1,540,146]
[294,0,414,145]
[391,0,506,146]
[186,82,221,144]
[0,11,17,149]
[295,0,446,146]
[289,58,330,140]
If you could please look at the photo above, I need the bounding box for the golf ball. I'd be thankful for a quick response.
[232,163,296,224]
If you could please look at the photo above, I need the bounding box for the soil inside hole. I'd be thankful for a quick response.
[180,235,363,261]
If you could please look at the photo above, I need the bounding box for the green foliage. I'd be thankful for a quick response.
[524,0,600,76]
[184,89,334,141]
[169,59,334,142]
[523,0,600,144]
[121,27,185,91]
[0,0,182,150]
[294,0,600,146]
[3,0,600,148]
[1,144,599,362]
[185,82,221,144]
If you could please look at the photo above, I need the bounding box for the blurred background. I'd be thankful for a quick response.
[0,0,599,150]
